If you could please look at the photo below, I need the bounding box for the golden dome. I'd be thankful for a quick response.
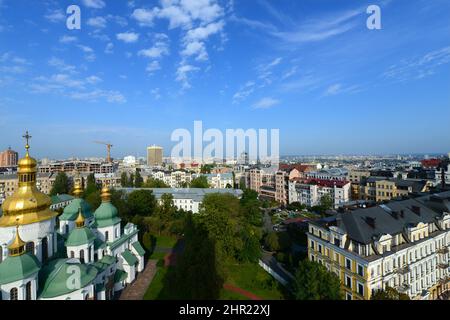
[72,180,83,198]
[75,207,85,228]
[101,185,111,202]
[8,225,26,256]
[0,132,57,227]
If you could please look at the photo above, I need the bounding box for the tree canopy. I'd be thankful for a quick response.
[293,260,342,300]
[371,286,410,300]
[190,176,210,188]
[50,172,70,196]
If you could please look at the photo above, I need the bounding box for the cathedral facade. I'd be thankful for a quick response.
[0,135,145,300]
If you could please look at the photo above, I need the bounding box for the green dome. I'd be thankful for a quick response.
[0,253,41,285]
[38,259,97,299]
[60,198,93,221]
[93,202,121,228]
[66,226,96,247]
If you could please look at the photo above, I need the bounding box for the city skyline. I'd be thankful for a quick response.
[1,0,450,158]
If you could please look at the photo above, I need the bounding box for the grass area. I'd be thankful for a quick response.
[222,263,286,300]
[143,266,168,300]
[155,235,178,248]
[219,289,247,300]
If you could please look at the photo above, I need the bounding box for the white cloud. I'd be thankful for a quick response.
[151,88,161,100]
[44,10,65,23]
[86,75,102,84]
[138,40,169,58]
[232,81,255,103]
[70,90,126,103]
[132,8,160,26]
[116,32,140,43]
[77,45,96,61]
[181,41,208,61]
[77,45,94,53]
[176,64,199,89]
[252,97,280,109]
[323,83,360,96]
[59,35,77,43]
[87,16,107,28]
[146,61,161,73]
[82,0,105,9]
[104,43,114,54]
[48,57,77,74]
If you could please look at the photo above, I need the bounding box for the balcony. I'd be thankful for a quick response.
[398,283,410,293]
[395,265,411,275]
[437,247,449,255]
[438,263,449,269]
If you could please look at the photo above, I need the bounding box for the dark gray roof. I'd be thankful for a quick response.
[311,192,449,245]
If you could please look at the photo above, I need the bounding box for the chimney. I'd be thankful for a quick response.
[365,216,376,228]
[411,205,421,216]
[391,211,399,219]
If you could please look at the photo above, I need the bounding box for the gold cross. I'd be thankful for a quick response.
[22,131,32,151]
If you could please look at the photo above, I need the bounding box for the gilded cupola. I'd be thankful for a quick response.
[0,132,58,227]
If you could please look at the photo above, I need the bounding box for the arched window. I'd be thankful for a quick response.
[41,237,48,262]
[65,224,69,235]
[105,231,109,242]
[70,251,75,258]
[80,249,85,264]
[88,246,92,263]
[0,246,3,263]
[26,281,32,300]
[26,242,35,254]
[10,288,18,300]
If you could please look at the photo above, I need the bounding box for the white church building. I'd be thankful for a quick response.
[0,135,145,300]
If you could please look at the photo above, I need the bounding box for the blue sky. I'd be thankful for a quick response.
[0,0,449,159]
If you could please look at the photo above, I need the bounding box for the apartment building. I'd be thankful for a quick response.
[203,173,234,189]
[38,160,116,174]
[150,170,192,188]
[289,178,351,208]
[307,191,450,300]
[435,164,450,186]
[0,173,54,203]
[0,147,18,167]
[305,168,348,181]
[119,188,243,213]
[348,169,371,200]
[359,177,428,202]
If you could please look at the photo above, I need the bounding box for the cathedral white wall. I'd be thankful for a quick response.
[0,274,38,300]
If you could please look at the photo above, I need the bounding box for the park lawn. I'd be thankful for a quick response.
[143,266,168,300]
[219,289,247,300]
[155,235,178,248]
[149,251,167,260]
[223,263,286,300]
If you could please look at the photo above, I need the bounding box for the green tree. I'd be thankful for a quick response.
[319,194,334,211]
[190,176,210,188]
[50,172,70,196]
[265,232,280,252]
[85,190,101,210]
[143,178,169,188]
[371,286,410,300]
[126,189,157,216]
[134,170,144,188]
[120,172,129,188]
[83,173,98,198]
[293,260,342,300]
[154,193,177,235]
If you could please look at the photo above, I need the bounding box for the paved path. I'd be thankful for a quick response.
[223,284,263,300]
[119,260,158,300]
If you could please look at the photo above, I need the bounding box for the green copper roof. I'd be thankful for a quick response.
[93,202,121,228]
[109,229,138,250]
[132,242,146,256]
[94,237,106,250]
[0,253,41,285]
[51,194,74,205]
[38,259,97,299]
[65,227,96,247]
[100,255,116,265]
[93,261,108,273]
[121,249,138,266]
[59,198,93,221]
[114,269,128,283]
[95,282,106,292]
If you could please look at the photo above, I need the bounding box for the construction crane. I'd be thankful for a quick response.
[93,141,113,163]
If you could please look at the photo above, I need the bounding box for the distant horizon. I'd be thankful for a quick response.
[1,1,449,157]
